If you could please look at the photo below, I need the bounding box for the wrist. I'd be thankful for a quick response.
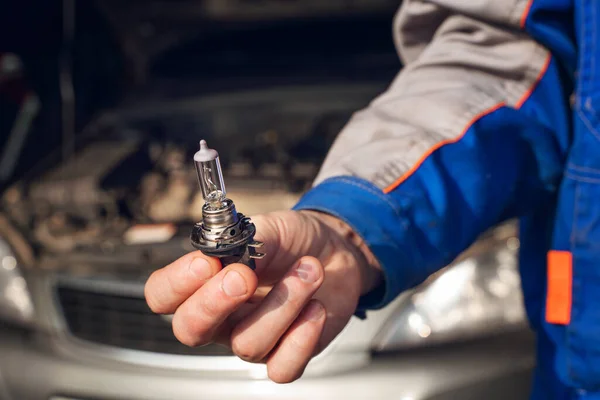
[298,210,383,296]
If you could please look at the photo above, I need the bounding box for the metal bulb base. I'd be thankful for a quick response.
[190,198,264,269]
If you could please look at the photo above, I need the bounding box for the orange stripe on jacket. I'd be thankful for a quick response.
[546,250,572,325]
[515,54,551,108]
[520,0,535,29]
[382,53,553,195]
[382,102,505,194]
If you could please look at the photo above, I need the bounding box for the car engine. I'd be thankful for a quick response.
[1,130,330,256]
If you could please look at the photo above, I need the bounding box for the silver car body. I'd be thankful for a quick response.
[0,273,534,400]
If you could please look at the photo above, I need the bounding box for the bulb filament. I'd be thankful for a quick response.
[203,165,222,208]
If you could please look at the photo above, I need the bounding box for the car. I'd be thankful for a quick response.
[0,2,535,399]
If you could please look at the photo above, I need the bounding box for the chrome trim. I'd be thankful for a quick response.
[49,398,81,400]
[52,335,270,375]
[54,274,145,297]
[49,332,370,378]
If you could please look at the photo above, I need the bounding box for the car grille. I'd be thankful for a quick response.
[56,285,232,356]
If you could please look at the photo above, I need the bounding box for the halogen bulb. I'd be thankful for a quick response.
[190,139,265,270]
[194,140,226,208]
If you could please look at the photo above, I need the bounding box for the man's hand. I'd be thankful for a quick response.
[144,210,382,383]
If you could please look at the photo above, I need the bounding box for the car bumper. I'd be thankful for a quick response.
[0,327,534,400]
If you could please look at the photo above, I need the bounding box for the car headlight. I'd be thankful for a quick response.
[372,223,525,351]
[0,237,34,326]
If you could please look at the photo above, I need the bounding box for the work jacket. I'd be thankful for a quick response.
[293,0,598,398]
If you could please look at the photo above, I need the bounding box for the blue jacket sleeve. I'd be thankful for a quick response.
[293,4,573,310]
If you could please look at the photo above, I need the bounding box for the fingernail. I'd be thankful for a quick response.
[305,302,325,321]
[189,257,211,280]
[296,261,319,283]
[222,270,247,297]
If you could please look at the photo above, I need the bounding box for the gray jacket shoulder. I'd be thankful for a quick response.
[314,0,549,190]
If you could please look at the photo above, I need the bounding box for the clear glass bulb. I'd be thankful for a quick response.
[194,140,226,208]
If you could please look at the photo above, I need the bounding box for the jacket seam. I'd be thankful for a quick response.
[566,180,581,391]
[577,106,600,142]
[567,163,600,175]
[592,2,597,101]
[564,173,600,184]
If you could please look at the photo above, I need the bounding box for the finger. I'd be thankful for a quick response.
[231,256,324,362]
[172,263,257,347]
[250,212,324,280]
[145,251,222,314]
[267,300,326,384]
[210,302,258,347]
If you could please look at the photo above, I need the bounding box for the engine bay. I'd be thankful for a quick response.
[2,134,324,256]
[0,5,399,273]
